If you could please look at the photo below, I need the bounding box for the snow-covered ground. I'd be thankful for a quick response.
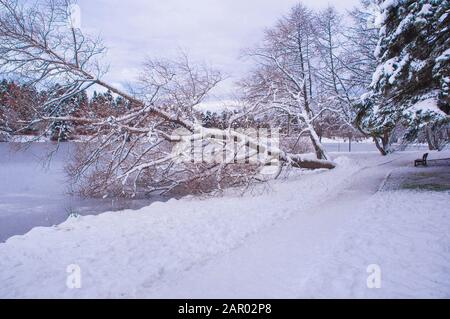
[0,149,449,298]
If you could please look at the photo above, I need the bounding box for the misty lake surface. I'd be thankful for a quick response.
[0,142,162,242]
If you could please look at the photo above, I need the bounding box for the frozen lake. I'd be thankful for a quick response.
[0,143,159,242]
[0,141,428,242]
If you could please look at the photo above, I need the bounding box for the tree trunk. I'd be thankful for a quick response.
[310,135,327,159]
[285,154,336,170]
[287,113,291,137]
[426,126,438,151]
[373,136,388,156]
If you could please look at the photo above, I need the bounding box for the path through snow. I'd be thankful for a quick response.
[148,152,449,298]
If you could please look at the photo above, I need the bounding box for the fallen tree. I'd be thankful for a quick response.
[0,0,335,197]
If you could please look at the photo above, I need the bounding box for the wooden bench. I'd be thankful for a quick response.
[415,153,450,167]
[414,153,429,167]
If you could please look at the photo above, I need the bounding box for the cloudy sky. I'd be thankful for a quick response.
[77,0,360,100]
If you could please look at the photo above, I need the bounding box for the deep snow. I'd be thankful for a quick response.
[0,150,449,298]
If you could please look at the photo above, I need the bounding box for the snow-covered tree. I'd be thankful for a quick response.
[44,85,79,141]
[357,0,450,154]
[313,5,366,142]
[242,4,332,160]
[345,0,380,89]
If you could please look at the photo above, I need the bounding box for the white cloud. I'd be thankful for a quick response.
[77,0,360,98]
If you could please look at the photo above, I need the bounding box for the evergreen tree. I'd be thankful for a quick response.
[45,85,89,141]
[0,80,11,141]
[357,0,450,154]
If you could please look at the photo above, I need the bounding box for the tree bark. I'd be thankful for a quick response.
[426,126,438,151]
[373,136,388,156]
[286,154,336,170]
